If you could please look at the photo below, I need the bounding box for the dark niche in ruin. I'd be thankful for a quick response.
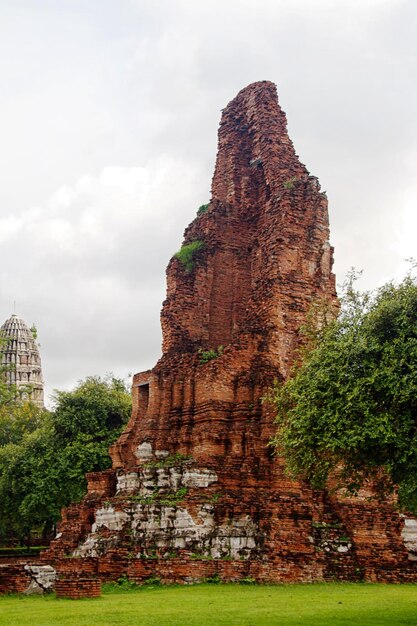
[28,82,417,587]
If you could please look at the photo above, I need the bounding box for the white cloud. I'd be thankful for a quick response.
[0,157,208,403]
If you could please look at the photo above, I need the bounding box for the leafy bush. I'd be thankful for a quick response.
[174,240,204,273]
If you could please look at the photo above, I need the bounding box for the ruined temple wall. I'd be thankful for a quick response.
[111,346,277,471]
[27,82,417,594]
[42,450,417,585]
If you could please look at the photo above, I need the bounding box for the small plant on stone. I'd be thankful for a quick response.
[163,550,179,559]
[129,489,160,505]
[174,240,205,272]
[197,203,209,216]
[130,487,188,507]
[311,521,342,529]
[283,176,297,190]
[159,487,188,506]
[142,575,161,587]
[142,548,159,560]
[210,492,223,504]
[115,574,138,589]
[240,576,257,585]
[146,453,192,469]
[205,572,222,584]
[190,551,212,560]
[198,345,224,365]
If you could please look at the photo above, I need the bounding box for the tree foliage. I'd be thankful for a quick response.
[0,401,45,447]
[270,271,417,513]
[0,375,131,544]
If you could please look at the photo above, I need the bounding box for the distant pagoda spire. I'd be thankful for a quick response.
[0,313,44,408]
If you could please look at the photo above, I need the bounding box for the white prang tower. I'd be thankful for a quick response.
[0,314,44,408]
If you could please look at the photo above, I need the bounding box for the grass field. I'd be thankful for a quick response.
[1,583,417,625]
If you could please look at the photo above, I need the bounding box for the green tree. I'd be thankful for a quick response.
[50,375,131,444]
[270,271,417,513]
[0,375,131,545]
[0,401,46,447]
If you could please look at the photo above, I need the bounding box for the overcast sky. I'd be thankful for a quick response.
[0,0,416,404]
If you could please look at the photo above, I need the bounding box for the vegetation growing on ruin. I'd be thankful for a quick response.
[145,453,192,469]
[198,346,224,364]
[282,176,297,189]
[174,240,204,272]
[197,203,209,216]
[109,574,161,589]
[129,487,188,506]
[270,270,417,513]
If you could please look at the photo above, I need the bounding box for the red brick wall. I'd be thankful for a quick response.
[55,576,101,599]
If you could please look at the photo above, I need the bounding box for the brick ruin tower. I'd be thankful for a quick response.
[42,82,417,586]
[0,314,44,408]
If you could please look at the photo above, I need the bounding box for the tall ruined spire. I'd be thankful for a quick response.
[111,80,337,469]
[161,81,337,370]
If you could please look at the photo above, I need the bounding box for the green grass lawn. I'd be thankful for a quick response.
[1,583,417,626]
